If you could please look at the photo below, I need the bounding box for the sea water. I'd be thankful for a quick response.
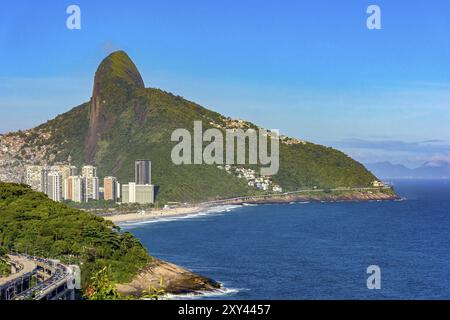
[122,180,450,299]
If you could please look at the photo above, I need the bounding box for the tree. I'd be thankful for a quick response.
[84,267,121,300]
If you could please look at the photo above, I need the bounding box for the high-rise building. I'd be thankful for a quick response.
[25,165,46,192]
[104,176,118,201]
[46,172,62,202]
[128,182,137,203]
[84,176,99,201]
[69,176,85,203]
[135,184,154,204]
[135,160,151,185]
[41,167,51,194]
[50,165,77,199]
[122,184,130,203]
[65,176,74,200]
[82,165,97,178]
[99,187,105,200]
[50,165,77,177]
[82,166,99,201]
[116,181,121,199]
[121,183,154,204]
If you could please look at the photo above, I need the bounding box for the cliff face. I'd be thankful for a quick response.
[87,51,145,164]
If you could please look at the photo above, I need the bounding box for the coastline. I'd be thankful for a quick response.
[103,206,206,224]
[103,187,399,225]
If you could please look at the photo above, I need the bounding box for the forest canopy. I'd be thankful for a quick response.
[0,182,150,284]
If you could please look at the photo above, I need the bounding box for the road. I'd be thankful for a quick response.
[14,255,73,300]
[0,255,37,286]
[202,186,391,205]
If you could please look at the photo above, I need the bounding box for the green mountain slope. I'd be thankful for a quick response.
[11,51,380,202]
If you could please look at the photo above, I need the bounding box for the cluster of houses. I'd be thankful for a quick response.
[218,165,283,193]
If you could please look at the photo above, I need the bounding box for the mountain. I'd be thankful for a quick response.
[365,162,415,179]
[0,51,387,203]
[87,49,145,163]
[366,161,450,179]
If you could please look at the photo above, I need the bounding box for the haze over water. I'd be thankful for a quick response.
[123,180,450,299]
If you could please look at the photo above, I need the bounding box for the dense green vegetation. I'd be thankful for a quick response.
[0,260,10,277]
[62,199,120,210]
[62,200,157,215]
[36,102,90,166]
[84,267,121,300]
[0,247,10,277]
[0,182,150,285]
[84,266,166,300]
[16,50,379,203]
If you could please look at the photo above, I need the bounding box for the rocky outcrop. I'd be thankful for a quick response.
[209,188,400,206]
[116,258,220,297]
[86,51,145,164]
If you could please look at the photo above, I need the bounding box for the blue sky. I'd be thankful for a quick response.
[0,0,449,167]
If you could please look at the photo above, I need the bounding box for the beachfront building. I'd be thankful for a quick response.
[81,165,97,178]
[121,182,154,204]
[66,175,85,203]
[50,165,77,199]
[65,176,73,200]
[121,160,155,204]
[68,176,86,202]
[99,187,105,200]
[104,176,119,201]
[135,160,151,185]
[82,165,99,201]
[84,176,99,201]
[50,165,77,200]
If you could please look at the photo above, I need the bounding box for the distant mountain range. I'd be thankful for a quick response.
[0,51,383,203]
[365,161,450,179]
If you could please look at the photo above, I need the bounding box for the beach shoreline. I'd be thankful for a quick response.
[102,205,206,224]
[102,187,399,224]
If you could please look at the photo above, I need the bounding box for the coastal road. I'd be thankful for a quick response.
[14,255,75,300]
[0,255,37,287]
[202,186,392,206]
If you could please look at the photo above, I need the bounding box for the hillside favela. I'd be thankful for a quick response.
[1,1,450,309]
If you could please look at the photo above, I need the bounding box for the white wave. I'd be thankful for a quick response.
[119,205,243,228]
[289,201,310,205]
[165,286,244,300]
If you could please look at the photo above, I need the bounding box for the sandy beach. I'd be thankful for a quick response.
[103,205,205,224]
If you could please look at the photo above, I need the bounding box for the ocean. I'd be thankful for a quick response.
[121,180,450,299]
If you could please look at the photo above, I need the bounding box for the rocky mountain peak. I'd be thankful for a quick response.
[86,51,145,163]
